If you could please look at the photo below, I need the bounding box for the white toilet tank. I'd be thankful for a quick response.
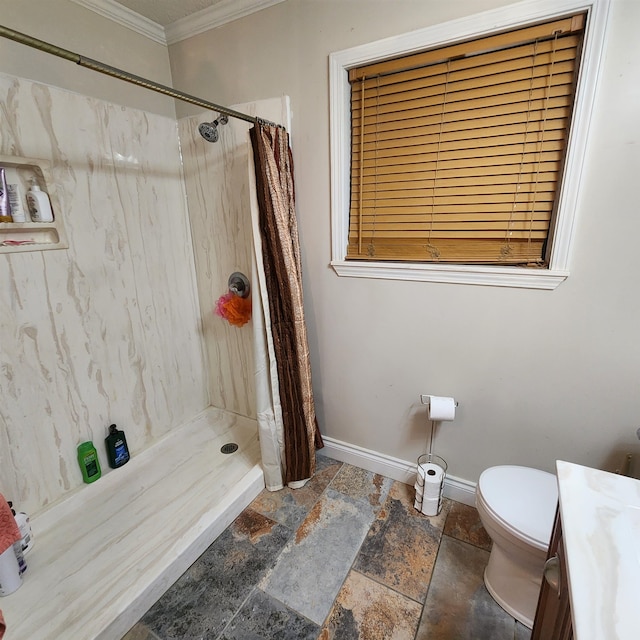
[478,465,558,549]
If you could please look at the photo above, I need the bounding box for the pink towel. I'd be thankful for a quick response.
[0,494,20,555]
[0,495,19,635]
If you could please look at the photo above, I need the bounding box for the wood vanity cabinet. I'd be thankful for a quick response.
[531,507,573,639]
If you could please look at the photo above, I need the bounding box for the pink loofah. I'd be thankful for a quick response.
[214,292,252,327]
[214,292,235,318]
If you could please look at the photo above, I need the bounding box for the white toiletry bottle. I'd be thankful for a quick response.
[13,511,33,555]
[0,545,22,596]
[26,179,53,222]
[5,168,28,222]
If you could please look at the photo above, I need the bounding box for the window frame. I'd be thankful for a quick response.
[329,0,611,289]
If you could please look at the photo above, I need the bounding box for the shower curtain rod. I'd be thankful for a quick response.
[0,24,279,128]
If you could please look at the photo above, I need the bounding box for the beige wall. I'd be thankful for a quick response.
[169,0,640,482]
[0,0,175,116]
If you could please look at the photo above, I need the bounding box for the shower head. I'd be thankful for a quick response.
[198,114,229,143]
[198,121,219,142]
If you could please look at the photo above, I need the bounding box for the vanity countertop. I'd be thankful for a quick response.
[556,460,640,639]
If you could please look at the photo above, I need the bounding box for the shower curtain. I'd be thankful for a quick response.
[248,122,322,490]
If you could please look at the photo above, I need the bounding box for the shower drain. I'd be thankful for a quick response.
[220,442,239,454]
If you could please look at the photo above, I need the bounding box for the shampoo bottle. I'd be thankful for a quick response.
[105,424,130,468]
[12,540,26,576]
[6,503,27,575]
[7,502,33,555]
[4,168,28,222]
[77,441,101,483]
[0,167,12,222]
[26,178,53,222]
[0,545,22,596]
[14,511,33,556]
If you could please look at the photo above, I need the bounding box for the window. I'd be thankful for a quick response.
[330,0,611,289]
[349,15,584,265]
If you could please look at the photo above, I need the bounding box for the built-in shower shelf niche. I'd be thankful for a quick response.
[0,154,68,253]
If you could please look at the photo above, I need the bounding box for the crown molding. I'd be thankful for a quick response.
[71,0,287,46]
[165,0,287,45]
[70,0,167,44]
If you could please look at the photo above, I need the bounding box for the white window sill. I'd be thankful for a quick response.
[330,260,569,290]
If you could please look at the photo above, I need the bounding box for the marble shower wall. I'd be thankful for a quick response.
[178,97,290,419]
[0,74,208,515]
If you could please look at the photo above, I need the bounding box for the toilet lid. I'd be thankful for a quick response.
[478,466,558,546]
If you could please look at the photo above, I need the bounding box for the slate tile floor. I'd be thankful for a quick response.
[124,456,532,640]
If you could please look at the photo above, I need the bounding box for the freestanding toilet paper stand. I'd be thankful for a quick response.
[415,452,447,516]
[414,394,457,516]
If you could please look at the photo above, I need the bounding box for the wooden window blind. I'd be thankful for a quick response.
[348,14,586,264]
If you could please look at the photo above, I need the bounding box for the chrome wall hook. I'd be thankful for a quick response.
[228,272,250,298]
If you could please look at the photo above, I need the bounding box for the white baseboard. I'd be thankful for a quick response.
[319,436,477,507]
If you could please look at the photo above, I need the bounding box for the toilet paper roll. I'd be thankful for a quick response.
[427,396,456,421]
[420,462,444,499]
[421,496,441,517]
[416,460,440,484]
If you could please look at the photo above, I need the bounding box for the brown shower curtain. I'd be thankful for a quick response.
[249,122,323,485]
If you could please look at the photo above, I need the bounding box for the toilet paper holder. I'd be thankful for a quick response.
[420,394,458,427]
[414,395,452,516]
[419,395,459,408]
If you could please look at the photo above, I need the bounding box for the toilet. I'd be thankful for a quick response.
[475,465,558,628]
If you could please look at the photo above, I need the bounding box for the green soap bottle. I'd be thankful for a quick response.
[77,441,101,483]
